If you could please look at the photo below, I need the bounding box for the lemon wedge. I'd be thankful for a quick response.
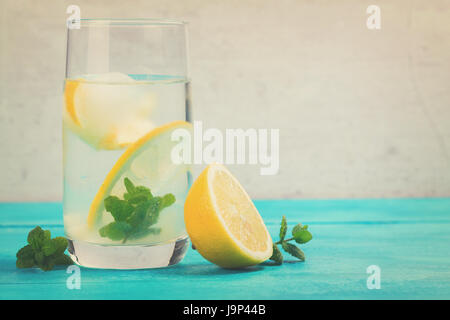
[184,164,273,268]
[64,79,81,126]
[63,73,155,150]
[87,121,192,228]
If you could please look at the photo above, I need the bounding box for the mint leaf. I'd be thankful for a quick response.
[16,245,35,269]
[281,242,305,261]
[99,221,132,241]
[53,237,69,255]
[42,237,67,256]
[17,227,72,271]
[52,254,73,266]
[269,217,312,265]
[123,177,153,205]
[42,239,55,256]
[27,226,50,250]
[292,224,313,244]
[27,226,43,245]
[17,244,34,260]
[124,177,136,194]
[38,258,55,271]
[127,201,149,228]
[104,196,134,222]
[99,178,176,243]
[127,196,162,229]
[129,196,162,229]
[124,186,153,205]
[145,197,163,225]
[16,257,35,269]
[34,251,45,265]
[279,216,287,241]
[269,243,283,265]
[160,193,176,209]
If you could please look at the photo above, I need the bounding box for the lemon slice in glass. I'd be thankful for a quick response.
[63,73,156,150]
[87,121,192,228]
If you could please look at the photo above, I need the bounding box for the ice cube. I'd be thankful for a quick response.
[68,73,156,149]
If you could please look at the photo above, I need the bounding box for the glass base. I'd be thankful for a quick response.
[67,236,189,269]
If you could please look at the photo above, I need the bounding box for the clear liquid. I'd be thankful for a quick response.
[63,74,191,246]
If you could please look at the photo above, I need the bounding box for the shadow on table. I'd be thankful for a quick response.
[165,260,306,276]
[160,263,265,276]
[260,260,306,266]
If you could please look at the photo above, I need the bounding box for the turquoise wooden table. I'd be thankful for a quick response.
[0,199,449,300]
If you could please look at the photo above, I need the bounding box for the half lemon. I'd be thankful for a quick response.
[184,164,273,268]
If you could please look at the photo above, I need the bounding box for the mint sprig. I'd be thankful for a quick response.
[16,226,73,271]
[269,216,313,265]
[99,177,175,243]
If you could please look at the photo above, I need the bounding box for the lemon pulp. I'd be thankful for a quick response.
[184,164,273,268]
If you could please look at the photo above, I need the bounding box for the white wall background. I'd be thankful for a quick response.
[1,0,449,201]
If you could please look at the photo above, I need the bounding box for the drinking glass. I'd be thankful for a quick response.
[63,19,191,269]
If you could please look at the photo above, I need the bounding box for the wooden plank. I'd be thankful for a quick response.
[0,200,449,299]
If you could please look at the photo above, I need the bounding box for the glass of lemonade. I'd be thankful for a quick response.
[63,19,191,269]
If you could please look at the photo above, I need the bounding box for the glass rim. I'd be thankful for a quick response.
[77,18,188,26]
